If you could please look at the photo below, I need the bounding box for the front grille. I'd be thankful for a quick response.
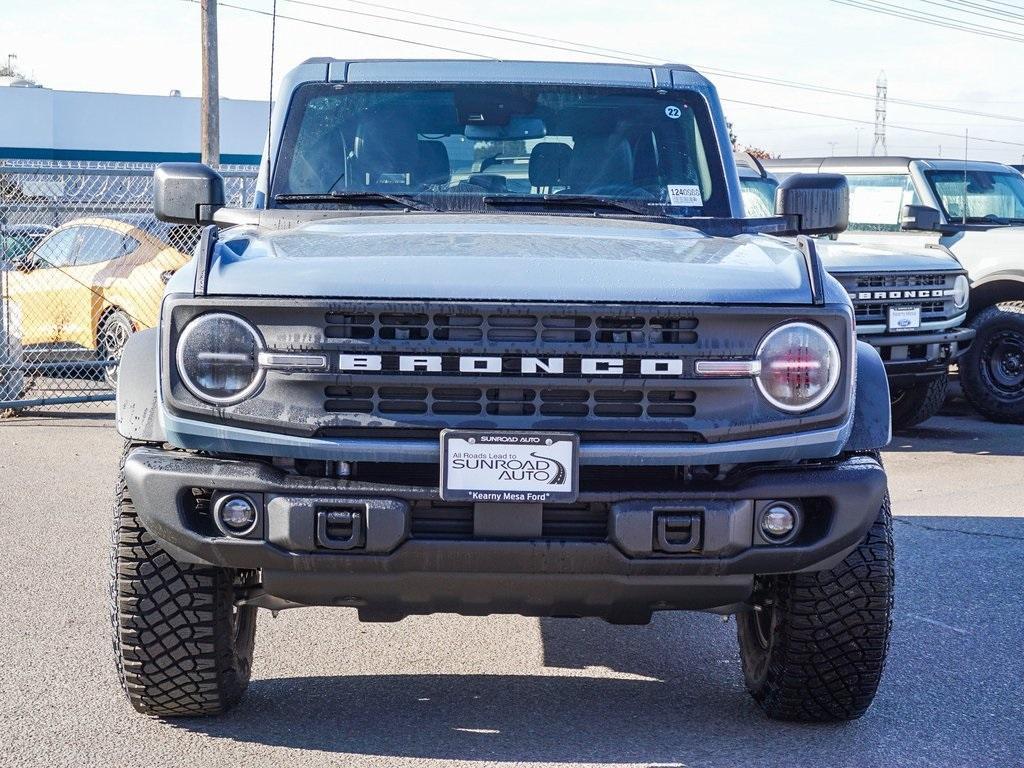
[166,297,854,442]
[840,272,959,326]
[325,384,697,419]
[409,500,608,540]
[326,310,699,346]
[854,273,947,289]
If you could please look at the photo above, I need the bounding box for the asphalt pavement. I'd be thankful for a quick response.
[1,400,1021,768]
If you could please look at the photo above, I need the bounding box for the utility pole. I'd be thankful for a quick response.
[200,0,220,166]
[828,141,839,156]
[872,70,887,157]
[854,127,863,156]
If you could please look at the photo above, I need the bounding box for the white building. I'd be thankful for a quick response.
[0,82,266,165]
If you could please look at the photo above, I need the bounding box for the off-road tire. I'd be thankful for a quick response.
[110,441,257,716]
[960,302,1024,423]
[736,492,894,722]
[98,310,134,389]
[890,374,948,430]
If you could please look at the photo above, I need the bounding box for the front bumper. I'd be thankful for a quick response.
[123,447,886,622]
[859,326,975,386]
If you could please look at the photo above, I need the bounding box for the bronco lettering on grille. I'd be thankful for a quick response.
[338,354,686,377]
[851,289,953,300]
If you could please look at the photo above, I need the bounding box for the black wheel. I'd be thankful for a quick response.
[736,492,894,722]
[97,310,134,389]
[960,302,1024,423]
[890,374,948,430]
[110,442,257,716]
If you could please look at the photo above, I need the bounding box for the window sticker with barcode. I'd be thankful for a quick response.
[667,184,703,207]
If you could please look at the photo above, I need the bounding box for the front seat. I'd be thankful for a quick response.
[352,111,419,189]
[529,143,572,192]
[417,140,451,188]
[565,135,636,196]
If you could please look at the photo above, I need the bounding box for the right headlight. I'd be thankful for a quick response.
[953,275,969,310]
[755,321,842,413]
[175,313,264,405]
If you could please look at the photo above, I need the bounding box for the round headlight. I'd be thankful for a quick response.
[756,322,842,413]
[953,275,969,310]
[176,313,264,404]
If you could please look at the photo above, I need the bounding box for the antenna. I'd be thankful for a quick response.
[872,70,887,157]
[265,0,278,208]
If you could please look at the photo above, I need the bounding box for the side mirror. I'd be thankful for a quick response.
[900,204,944,232]
[775,173,849,236]
[15,253,39,272]
[154,163,225,225]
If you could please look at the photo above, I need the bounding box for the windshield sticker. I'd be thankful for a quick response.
[664,105,683,119]
[668,184,703,207]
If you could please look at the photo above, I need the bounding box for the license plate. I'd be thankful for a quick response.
[440,430,579,503]
[888,305,921,331]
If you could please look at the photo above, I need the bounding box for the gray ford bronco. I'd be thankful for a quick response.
[111,60,894,722]
[767,155,1024,423]
[737,156,974,428]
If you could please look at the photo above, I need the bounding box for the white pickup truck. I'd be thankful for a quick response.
[765,156,1024,423]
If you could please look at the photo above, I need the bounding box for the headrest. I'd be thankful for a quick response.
[353,111,419,187]
[529,143,572,188]
[567,135,635,193]
[418,140,451,186]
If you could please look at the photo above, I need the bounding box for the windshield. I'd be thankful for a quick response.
[925,169,1024,222]
[272,83,729,217]
[739,176,779,217]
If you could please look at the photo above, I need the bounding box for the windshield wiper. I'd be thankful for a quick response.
[481,194,659,216]
[274,191,432,211]
[956,214,1024,225]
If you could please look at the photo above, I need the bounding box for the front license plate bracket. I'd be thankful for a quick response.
[440,430,580,503]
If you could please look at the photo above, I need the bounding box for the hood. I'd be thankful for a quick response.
[815,239,963,274]
[205,214,813,304]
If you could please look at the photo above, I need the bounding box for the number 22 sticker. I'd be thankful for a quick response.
[664,105,682,119]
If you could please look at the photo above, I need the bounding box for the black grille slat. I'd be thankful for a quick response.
[324,385,698,420]
[409,501,608,541]
[328,308,699,346]
[855,274,947,288]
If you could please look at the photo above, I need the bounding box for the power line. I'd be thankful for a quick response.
[183,0,1024,149]
[301,0,652,60]
[178,0,493,58]
[283,0,641,63]
[722,98,1024,147]
[915,0,1024,25]
[279,0,1024,124]
[951,0,1024,12]
[830,0,1024,43]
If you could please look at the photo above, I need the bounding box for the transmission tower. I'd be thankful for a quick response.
[872,70,888,156]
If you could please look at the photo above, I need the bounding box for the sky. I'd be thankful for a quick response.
[3,0,1024,162]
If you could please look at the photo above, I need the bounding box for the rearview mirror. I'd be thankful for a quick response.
[775,173,849,236]
[900,204,944,232]
[465,117,547,141]
[154,163,225,225]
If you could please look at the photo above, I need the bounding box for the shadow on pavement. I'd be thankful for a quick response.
[169,515,1023,765]
[0,407,114,427]
[888,409,1023,456]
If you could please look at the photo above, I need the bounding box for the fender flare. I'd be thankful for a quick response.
[115,328,166,443]
[843,340,892,452]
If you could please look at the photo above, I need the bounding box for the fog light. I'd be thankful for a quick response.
[216,494,257,536]
[761,503,797,540]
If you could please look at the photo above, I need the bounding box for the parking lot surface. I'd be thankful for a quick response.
[1,400,1021,768]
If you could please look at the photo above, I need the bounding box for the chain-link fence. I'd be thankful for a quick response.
[0,160,257,412]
